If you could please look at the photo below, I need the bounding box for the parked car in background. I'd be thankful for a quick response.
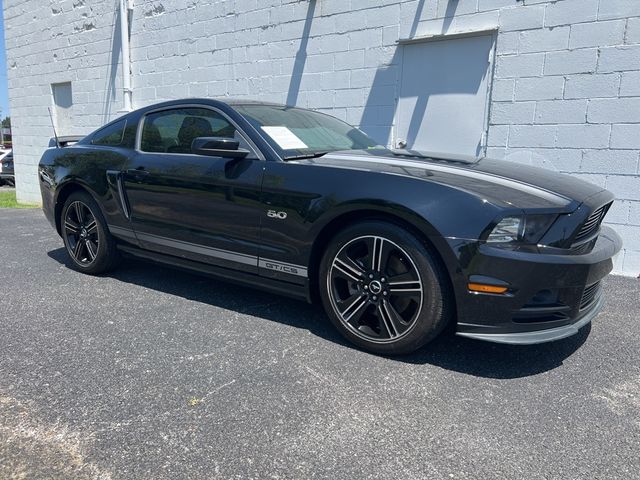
[38,99,622,355]
[0,150,14,187]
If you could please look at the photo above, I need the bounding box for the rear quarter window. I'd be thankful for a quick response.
[92,120,127,146]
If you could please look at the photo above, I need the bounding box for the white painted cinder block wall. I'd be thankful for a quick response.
[3,0,640,276]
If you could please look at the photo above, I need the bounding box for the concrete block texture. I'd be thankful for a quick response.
[499,5,544,32]
[598,45,640,73]
[588,98,640,124]
[564,74,620,100]
[611,125,640,149]
[496,53,545,78]
[491,101,536,124]
[619,71,640,97]
[569,20,626,49]
[597,0,640,21]
[627,17,640,45]
[4,0,640,275]
[545,49,598,75]
[518,27,569,53]
[515,76,564,101]
[556,124,611,149]
[534,100,587,124]
[545,0,599,27]
[581,150,639,175]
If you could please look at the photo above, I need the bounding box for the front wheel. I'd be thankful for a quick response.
[319,221,451,355]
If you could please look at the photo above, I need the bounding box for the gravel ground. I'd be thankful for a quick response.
[0,208,638,480]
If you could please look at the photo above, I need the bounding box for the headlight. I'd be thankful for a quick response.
[487,215,556,245]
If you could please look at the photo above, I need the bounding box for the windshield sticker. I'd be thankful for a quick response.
[261,126,308,150]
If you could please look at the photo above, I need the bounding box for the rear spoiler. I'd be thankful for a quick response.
[48,135,85,148]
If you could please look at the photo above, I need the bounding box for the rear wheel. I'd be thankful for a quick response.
[319,221,450,355]
[61,191,120,274]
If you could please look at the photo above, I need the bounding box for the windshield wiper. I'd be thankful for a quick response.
[283,151,331,161]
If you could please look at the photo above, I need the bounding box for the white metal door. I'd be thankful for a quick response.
[395,34,495,157]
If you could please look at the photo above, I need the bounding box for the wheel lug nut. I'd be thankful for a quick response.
[383,291,388,296]
[372,296,377,301]
[381,278,386,282]
[364,285,368,290]
[368,274,374,279]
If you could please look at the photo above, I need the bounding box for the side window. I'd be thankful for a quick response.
[140,107,257,158]
[92,119,126,146]
[121,121,138,148]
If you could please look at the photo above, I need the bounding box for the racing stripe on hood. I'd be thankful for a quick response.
[326,153,571,206]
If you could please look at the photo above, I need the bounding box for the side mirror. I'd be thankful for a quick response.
[191,137,249,159]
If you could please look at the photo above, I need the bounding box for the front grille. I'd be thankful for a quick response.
[570,240,595,255]
[580,281,602,310]
[573,203,611,243]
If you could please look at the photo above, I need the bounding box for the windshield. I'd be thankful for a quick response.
[234,105,380,159]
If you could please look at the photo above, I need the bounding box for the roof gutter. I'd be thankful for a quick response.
[119,0,133,112]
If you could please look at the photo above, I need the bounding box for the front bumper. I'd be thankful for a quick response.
[451,226,622,344]
[458,296,603,344]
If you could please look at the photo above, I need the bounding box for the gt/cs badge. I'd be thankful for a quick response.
[267,210,288,220]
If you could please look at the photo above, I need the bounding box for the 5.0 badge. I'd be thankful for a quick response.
[267,210,288,220]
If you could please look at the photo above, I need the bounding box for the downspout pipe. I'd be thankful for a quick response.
[119,0,133,111]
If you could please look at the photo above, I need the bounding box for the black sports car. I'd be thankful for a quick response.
[38,99,622,354]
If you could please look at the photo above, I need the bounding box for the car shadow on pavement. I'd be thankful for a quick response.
[48,247,590,380]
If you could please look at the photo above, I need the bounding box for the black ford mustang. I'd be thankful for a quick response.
[39,99,622,354]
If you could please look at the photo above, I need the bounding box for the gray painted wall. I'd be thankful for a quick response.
[3,0,640,275]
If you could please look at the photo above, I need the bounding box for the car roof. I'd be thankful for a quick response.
[222,99,290,107]
[82,98,307,146]
[131,98,297,116]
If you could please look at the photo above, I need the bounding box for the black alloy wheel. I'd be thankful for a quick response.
[61,191,120,274]
[64,201,99,266]
[328,235,423,342]
[319,221,450,355]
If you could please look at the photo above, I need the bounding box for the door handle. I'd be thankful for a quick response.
[126,168,150,181]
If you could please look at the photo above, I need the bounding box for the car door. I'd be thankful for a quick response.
[121,105,265,274]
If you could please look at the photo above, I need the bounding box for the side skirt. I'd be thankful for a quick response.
[117,244,312,303]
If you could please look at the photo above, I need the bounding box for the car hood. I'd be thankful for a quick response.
[302,149,605,211]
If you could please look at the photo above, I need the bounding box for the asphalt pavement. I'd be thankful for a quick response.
[0,208,638,479]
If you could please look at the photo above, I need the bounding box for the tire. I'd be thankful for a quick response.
[60,191,120,274]
[319,221,451,355]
